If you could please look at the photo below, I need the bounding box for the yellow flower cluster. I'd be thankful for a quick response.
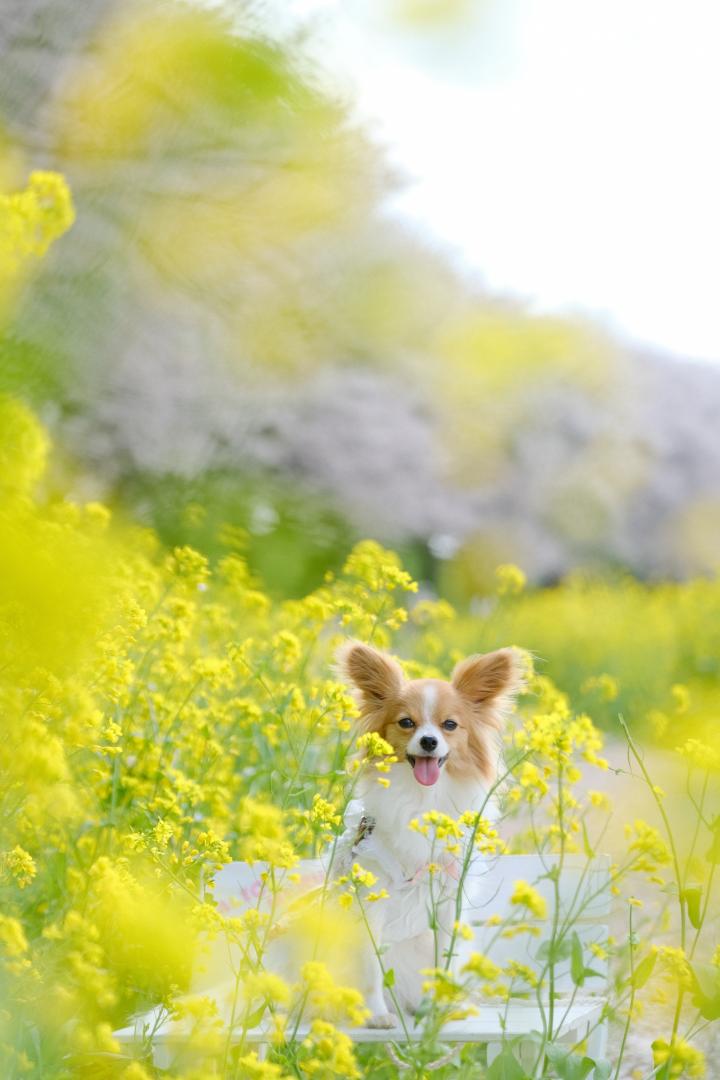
[676,738,720,772]
[0,171,75,302]
[354,730,398,786]
[461,951,502,982]
[0,399,441,1069]
[0,202,716,1076]
[515,692,608,772]
[301,1019,361,1079]
[581,673,620,701]
[652,1038,706,1078]
[495,563,527,596]
[625,819,672,876]
[510,880,548,920]
[2,847,37,889]
[652,946,694,991]
[300,962,369,1027]
[409,809,506,859]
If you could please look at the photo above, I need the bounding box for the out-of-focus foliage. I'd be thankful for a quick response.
[1,0,719,590]
[442,571,720,742]
[1,405,718,1078]
[1,7,718,1076]
[0,399,417,1072]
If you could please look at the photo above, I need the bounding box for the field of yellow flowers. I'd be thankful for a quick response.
[1,175,719,1080]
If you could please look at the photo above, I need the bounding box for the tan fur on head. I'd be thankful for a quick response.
[337,641,524,784]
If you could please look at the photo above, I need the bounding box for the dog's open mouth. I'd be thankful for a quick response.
[406,753,448,787]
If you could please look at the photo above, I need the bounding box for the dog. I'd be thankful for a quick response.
[336,640,522,1027]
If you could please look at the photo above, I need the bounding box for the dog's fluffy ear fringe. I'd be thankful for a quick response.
[451,647,525,729]
[335,640,404,706]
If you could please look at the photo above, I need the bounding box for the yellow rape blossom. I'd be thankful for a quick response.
[236,1052,290,1079]
[0,916,28,958]
[0,171,74,299]
[300,962,369,1026]
[461,952,502,981]
[652,1038,705,1078]
[3,847,37,888]
[302,1019,361,1079]
[495,563,527,596]
[625,820,672,875]
[510,880,548,920]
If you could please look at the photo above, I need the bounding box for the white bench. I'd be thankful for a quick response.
[115,853,611,1071]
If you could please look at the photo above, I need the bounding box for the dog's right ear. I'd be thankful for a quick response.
[336,641,404,710]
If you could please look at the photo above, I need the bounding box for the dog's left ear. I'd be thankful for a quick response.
[451,648,523,728]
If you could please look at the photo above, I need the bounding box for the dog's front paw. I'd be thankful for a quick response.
[366,1011,398,1029]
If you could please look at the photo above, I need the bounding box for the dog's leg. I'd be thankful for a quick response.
[359,907,398,1029]
[385,931,434,1015]
[362,948,398,1028]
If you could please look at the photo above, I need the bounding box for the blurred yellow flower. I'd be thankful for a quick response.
[510,880,548,920]
[652,1038,705,1078]
[495,563,527,596]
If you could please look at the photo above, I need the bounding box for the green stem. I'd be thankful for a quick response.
[613,904,636,1080]
[619,716,687,1045]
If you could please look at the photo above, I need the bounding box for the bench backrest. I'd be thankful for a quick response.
[208,853,611,996]
[460,853,611,995]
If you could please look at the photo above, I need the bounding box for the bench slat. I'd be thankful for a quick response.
[114,1000,603,1046]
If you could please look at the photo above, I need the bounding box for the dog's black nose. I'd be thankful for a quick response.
[420,735,438,753]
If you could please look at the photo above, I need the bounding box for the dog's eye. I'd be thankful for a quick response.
[442,719,458,731]
[398,717,415,729]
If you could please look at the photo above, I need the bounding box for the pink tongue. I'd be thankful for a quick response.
[413,756,440,786]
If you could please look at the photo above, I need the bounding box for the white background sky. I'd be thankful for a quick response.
[269,0,720,361]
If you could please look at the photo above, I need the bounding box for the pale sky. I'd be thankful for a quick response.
[272,0,720,362]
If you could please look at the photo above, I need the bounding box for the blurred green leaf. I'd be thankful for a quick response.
[706,817,720,864]
[682,885,702,929]
[487,1048,529,1080]
[571,932,585,985]
[631,951,657,990]
[545,1044,595,1080]
[691,962,720,1021]
[537,937,572,964]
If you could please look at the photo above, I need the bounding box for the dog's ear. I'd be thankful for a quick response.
[336,641,404,710]
[452,648,523,782]
[451,648,523,728]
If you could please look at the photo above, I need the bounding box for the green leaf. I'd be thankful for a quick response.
[692,961,720,998]
[546,1044,595,1080]
[690,961,720,1020]
[706,816,720,864]
[632,950,657,989]
[487,1048,530,1080]
[383,967,395,988]
[571,932,585,986]
[412,996,434,1022]
[242,1004,267,1029]
[593,1061,612,1080]
[537,937,573,963]
[682,885,702,929]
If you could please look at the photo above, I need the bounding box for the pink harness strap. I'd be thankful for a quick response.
[408,859,460,885]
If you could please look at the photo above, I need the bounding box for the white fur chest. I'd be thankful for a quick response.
[353,764,495,882]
